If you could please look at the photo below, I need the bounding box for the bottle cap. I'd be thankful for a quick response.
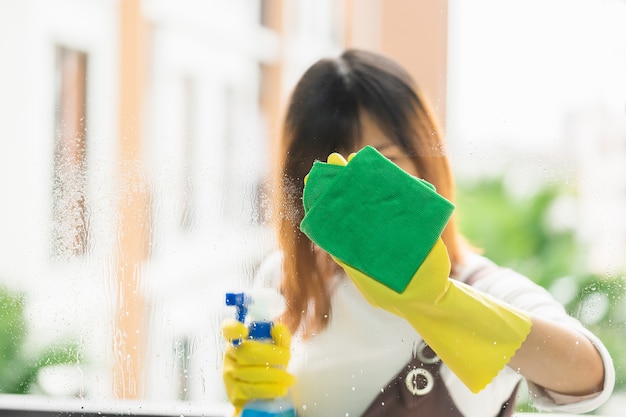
[248,321,273,341]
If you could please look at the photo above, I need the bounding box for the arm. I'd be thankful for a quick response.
[510,316,604,396]
[469,263,615,410]
[300,147,614,404]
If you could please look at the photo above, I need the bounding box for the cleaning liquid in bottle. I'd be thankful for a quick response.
[225,289,296,417]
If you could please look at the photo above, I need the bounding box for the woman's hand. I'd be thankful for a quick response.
[222,319,295,411]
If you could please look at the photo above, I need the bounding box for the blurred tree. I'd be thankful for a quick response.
[456,178,582,288]
[0,285,82,394]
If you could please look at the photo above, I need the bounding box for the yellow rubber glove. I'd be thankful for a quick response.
[337,242,532,393]
[222,319,295,413]
[301,148,533,393]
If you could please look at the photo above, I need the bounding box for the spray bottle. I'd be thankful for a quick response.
[225,289,296,417]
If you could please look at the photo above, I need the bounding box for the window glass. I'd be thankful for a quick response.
[52,47,89,259]
[0,1,625,416]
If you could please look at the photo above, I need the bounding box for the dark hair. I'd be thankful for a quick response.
[274,49,465,336]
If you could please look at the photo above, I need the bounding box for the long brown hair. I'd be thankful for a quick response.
[274,49,466,337]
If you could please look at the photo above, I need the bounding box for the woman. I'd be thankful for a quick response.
[222,49,614,417]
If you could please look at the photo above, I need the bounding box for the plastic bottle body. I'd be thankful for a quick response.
[240,397,296,417]
[240,322,296,417]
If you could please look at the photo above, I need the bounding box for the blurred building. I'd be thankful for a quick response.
[0,0,449,403]
[0,0,624,407]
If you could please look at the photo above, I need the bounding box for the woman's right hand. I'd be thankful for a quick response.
[222,319,295,412]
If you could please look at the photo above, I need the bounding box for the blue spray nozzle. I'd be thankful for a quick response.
[225,292,248,323]
[225,289,286,345]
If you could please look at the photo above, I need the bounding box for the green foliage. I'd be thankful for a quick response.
[456,178,582,287]
[0,285,83,394]
[456,177,626,411]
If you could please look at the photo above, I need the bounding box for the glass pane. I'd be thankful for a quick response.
[0,1,624,416]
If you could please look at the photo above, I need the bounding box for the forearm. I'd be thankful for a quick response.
[508,316,605,396]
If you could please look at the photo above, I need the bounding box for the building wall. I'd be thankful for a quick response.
[0,0,282,401]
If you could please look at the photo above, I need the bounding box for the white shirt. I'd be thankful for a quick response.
[255,251,615,417]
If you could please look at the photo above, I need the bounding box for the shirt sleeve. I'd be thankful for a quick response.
[470,261,615,413]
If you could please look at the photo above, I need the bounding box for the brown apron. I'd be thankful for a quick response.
[361,264,518,417]
[361,342,519,417]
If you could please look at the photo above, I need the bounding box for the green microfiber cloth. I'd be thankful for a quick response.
[300,146,455,293]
